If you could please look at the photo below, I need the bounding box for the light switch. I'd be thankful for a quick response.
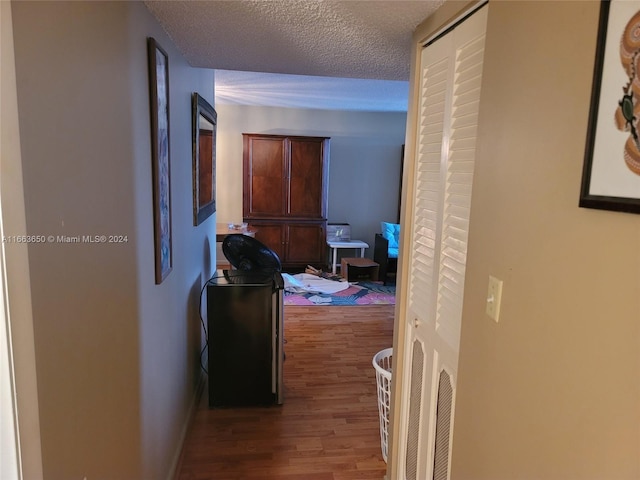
[486,275,503,322]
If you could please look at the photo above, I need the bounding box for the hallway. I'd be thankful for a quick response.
[176,304,395,479]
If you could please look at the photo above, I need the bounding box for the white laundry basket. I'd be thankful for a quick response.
[372,347,393,463]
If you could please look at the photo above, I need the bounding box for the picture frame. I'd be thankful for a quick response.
[147,37,173,283]
[192,93,217,225]
[580,0,640,214]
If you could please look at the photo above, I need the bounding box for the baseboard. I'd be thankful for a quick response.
[167,371,206,480]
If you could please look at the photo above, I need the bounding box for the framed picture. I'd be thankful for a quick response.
[580,0,640,214]
[192,93,217,225]
[147,37,172,283]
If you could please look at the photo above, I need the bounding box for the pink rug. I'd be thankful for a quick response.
[284,282,395,306]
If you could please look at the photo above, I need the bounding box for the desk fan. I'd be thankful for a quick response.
[222,234,282,272]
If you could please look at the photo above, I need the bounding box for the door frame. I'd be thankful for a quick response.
[1,2,44,478]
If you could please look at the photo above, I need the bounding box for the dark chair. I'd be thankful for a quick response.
[374,234,398,285]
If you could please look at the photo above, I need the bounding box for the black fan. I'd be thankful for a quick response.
[222,234,282,272]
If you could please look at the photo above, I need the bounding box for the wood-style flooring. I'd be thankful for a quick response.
[175,304,395,480]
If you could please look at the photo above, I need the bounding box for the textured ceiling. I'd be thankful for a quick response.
[144,0,444,111]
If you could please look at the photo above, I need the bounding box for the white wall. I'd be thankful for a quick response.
[216,104,406,258]
[11,2,215,478]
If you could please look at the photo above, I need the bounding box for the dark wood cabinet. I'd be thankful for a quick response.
[243,134,329,270]
[246,220,327,268]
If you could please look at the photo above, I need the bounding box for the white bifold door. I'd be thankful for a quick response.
[397,5,487,480]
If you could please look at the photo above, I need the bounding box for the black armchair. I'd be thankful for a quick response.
[374,234,398,285]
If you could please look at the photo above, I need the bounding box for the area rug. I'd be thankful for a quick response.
[284,281,395,306]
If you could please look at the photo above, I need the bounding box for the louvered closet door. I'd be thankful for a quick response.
[398,6,487,480]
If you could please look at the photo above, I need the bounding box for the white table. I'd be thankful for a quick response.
[327,240,369,274]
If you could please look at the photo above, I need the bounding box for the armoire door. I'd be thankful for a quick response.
[243,135,287,217]
[287,138,329,218]
[285,222,326,265]
[249,221,286,261]
[396,5,488,480]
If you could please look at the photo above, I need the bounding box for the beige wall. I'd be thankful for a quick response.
[11,2,215,478]
[1,2,43,478]
[216,104,406,256]
[447,1,639,478]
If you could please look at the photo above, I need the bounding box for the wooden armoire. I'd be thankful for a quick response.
[242,134,330,270]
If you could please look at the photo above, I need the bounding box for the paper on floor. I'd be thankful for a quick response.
[282,273,351,294]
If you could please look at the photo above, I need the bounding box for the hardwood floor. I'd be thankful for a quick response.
[176,304,395,480]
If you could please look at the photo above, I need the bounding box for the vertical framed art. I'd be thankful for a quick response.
[147,37,173,283]
[580,0,640,214]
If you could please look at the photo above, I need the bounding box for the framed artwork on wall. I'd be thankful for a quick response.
[580,0,640,214]
[192,93,217,225]
[147,37,173,283]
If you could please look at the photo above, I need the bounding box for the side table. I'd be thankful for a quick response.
[327,239,369,274]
